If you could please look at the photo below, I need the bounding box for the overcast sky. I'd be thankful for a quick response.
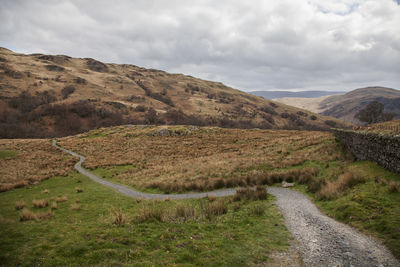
[1,0,400,92]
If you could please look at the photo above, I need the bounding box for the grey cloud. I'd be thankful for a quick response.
[1,0,399,92]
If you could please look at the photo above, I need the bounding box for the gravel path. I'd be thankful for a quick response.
[52,140,235,200]
[268,187,399,267]
[53,140,399,266]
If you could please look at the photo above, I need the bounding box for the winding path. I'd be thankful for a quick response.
[53,140,399,267]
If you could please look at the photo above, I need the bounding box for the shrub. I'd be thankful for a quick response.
[32,199,49,208]
[15,200,26,210]
[110,206,127,226]
[310,115,317,120]
[61,86,75,99]
[20,208,37,221]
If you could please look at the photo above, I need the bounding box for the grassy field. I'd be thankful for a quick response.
[58,125,342,193]
[1,125,399,263]
[0,139,75,192]
[0,171,293,266]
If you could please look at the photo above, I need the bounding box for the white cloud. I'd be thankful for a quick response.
[0,0,399,92]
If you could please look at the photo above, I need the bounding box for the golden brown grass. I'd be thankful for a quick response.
[55,196,68,202]
[110,206,127,226]
[0,139,75,192]
[59,126,342,193]
[388,181,400,193]
[51,202,57,210]
[15,200,26,210]
[317,172,365,200]
[201,199,228,221]
[136,203,164,223]
[75,187,83,193]
[32,199,49,208]
[233,186,268,202]
[174,203,196,221]
[42,189,50,194]
[71,203,81,211]
[19,208,36,221]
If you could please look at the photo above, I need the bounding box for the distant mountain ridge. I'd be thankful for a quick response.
[250,90,345,99]
[273,87,400,125]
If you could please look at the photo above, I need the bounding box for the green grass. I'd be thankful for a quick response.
[0,150,16,160]
[294,161,400,259]
[0,172,291,266]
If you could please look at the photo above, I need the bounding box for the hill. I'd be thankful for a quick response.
[250,90,344,99]
[0,48,347,138]
[274,87,400,125]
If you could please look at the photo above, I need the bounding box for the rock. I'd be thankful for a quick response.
[282,181,295,188]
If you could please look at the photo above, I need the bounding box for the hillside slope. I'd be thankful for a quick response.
[0,48,347,138]
[320,87,400,124]
[251,90,344,99]
[274,87,400,125]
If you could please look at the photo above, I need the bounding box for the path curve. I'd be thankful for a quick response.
[53,140,399,266]
[52,140,236,200]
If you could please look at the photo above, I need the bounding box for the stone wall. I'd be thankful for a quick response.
[333,129,400,173]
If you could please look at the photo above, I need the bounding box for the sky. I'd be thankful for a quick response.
[1,0,400,92]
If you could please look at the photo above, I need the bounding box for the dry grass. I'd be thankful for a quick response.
[110,206,127,226]
[55,196,68,202]
[317,172,365,200]
[51,202,57,210]
[233,186,268,202]
[75,187,83,193]
[201,199,228,220]
[19,208,36,221]
[42,189,50,194]
[0,139,75,192]
[71,203,81,211]
[388,181,400,193]
[136,203,164,223]
[59,126,337,193]
[15,200,26,210]
[174,203,196,221]
[36,210,54,220]
[32,199,48,208]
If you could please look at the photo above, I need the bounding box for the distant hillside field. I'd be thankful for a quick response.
[250,90,345,99]
[274,87,400,125]
[0,48,347,138]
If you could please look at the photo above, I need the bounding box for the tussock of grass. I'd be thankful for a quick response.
[317,172,365,200]
[32,199,49,208]
[15,200,26,210]
[110,206,127,226]
[42,189,50,194]
[75,187,83,193]
[19,208,36,221]
[71,203,81,211]
[55,196,67,202]
[233,186,268,202]
[51,202,57,210]
[201,199,228,221]
[388,181,400,193]
[174,203,196,221]
[250,203,266,216]
[136,203,164,223]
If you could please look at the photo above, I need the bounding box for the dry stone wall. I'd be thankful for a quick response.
[333,129,400,173]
